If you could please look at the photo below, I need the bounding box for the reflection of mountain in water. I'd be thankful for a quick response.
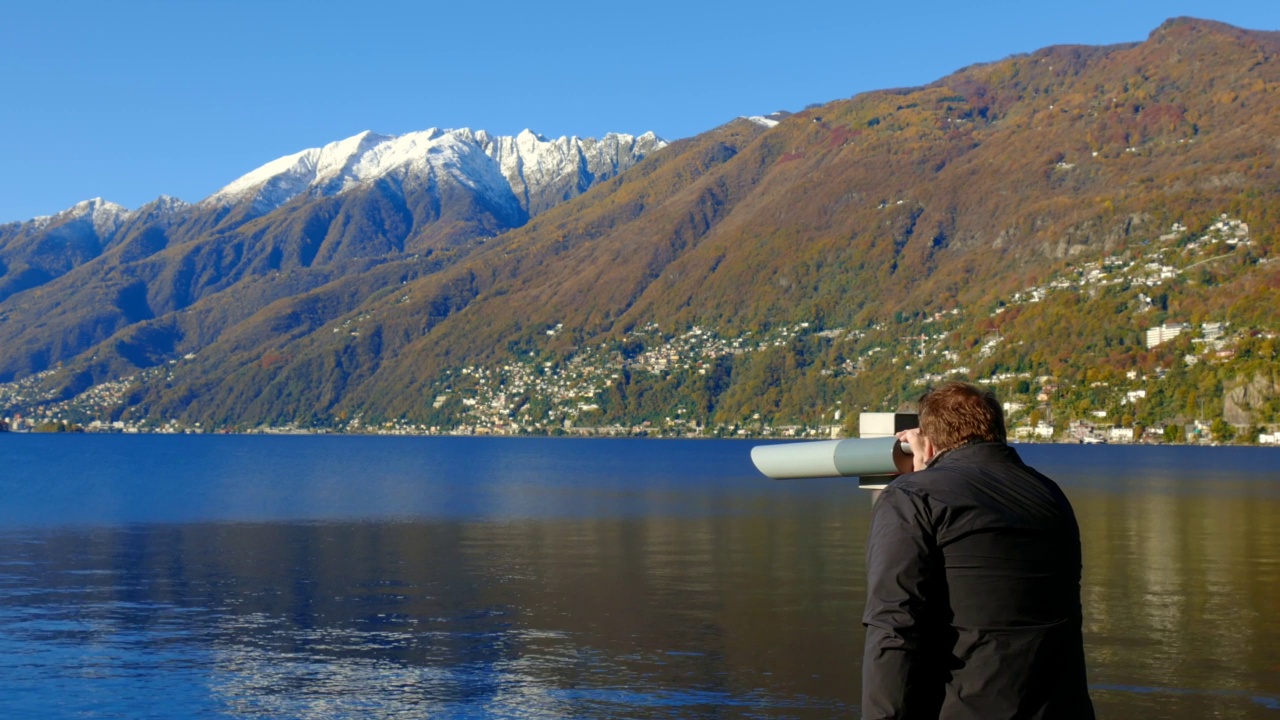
[0,514,866,718]
[1,440,1279,717]
[1076,488,1280,699]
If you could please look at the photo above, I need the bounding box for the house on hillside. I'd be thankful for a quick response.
[1013,422,1054,440]
[1108,426,1136,443]
[1147,323,1190,349]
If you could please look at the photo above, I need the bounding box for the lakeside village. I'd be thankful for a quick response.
[2,215,1277,445]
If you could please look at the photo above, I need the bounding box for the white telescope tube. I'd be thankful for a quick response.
[750,437,908,479]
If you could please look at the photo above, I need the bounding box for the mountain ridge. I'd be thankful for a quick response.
[0,127,665,382]
[3,17,1280,439]
[204,127,664,218]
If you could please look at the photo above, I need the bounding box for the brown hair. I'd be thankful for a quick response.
[918,381,1006,452]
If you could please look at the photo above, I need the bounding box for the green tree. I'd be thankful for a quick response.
[1242,425,1261,444]
[1210,418,1235,443]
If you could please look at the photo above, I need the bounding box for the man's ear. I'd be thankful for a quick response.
[914,436,939,472]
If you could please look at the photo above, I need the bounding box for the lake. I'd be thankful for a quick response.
[1,435,1278,718]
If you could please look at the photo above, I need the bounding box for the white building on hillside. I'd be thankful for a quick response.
[1147,323,1189,349]
[1108,426,1136,443]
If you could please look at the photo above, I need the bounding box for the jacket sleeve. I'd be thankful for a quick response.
[862,484,937,719]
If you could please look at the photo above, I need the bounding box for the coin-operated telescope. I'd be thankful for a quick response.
[750,412,918,489]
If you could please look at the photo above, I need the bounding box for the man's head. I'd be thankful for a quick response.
[917,381,1006,453]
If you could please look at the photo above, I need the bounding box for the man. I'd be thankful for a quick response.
[862,381,1094,719]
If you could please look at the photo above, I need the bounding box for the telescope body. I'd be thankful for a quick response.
[750,436,905,479]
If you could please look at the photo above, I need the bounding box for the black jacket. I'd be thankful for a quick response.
[862,442,1094,719]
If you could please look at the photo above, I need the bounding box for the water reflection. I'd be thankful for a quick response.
[0,508,867,719]
[1071,487,1280,718]
[1,441,1278,718]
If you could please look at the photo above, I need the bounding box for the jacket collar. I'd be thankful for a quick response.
[926,441,1022,469]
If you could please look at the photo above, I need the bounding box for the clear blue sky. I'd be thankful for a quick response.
[2,0,1278,223]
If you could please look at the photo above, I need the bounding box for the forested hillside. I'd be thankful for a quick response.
[3,17,1279,441]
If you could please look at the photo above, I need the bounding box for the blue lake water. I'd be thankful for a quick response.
[1,435,1278,718]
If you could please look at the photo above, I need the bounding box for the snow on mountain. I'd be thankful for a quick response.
[208,130,391,213]
[29,197,133,235]
[206,128,667,216]
[472,129,665,214]
[743,111,791,129]
[11,195,188,236]
[3,128,664,236]
[147,195,190,213]
[127,195,191,225]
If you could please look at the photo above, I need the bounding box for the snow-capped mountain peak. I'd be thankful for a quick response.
[742,111,792,129]
[150,194,190,211]
[131,195,190,223]
[208,130,394,212]
[30,197,133,235]
[6,127,664,238]
[205,127,667,216]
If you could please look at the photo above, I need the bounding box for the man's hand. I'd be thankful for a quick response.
[895,428,936,472]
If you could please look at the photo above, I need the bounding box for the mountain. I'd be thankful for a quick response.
[205,127,665,218]
[0,198,134,303]
[0,128,664,383]
[3,17,1280,439]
